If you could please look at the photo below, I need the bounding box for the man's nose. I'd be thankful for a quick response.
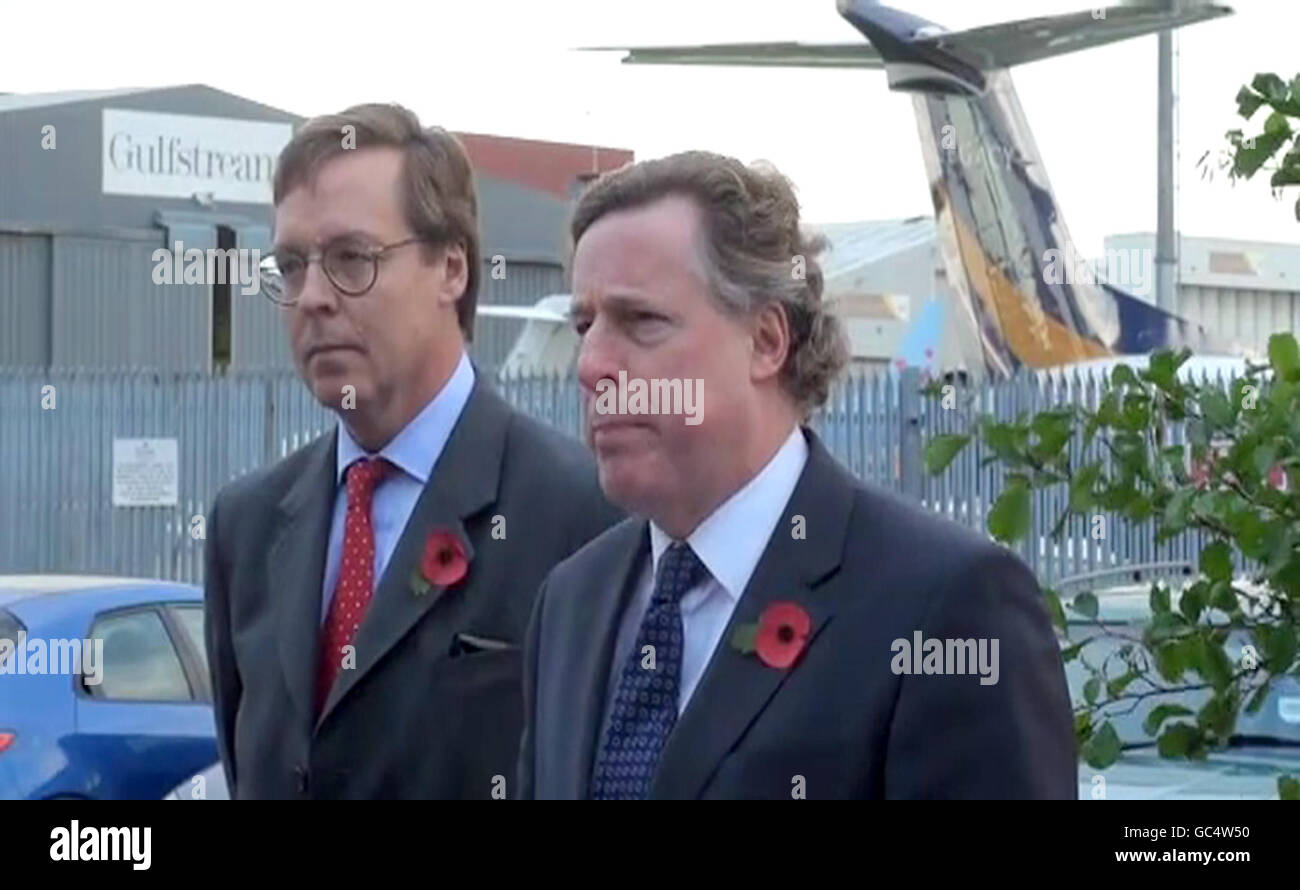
[294,261,341,314]
[576,317,623,396]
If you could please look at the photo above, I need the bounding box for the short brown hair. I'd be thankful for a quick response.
[570,151,848,419]
[274,103,480,340]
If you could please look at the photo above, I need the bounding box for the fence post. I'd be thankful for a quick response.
[264,375,276,465]
[899,366,923,501]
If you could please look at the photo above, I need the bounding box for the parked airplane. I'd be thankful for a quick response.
[588,0,1236,380]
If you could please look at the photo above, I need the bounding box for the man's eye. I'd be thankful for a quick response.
[276,256,305,275]
[572,318,592,336]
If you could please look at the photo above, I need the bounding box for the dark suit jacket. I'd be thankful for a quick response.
[518,428,1076,799]
[204,373,621,799]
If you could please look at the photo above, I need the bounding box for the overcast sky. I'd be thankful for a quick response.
[4,0,1297,256]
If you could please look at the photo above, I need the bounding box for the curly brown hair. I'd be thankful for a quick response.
[570,150,848,419]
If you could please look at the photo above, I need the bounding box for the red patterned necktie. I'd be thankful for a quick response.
[315,456,395,716]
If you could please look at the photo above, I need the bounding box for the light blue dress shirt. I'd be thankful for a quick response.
[601,425,810,720]
[319,350,475,623]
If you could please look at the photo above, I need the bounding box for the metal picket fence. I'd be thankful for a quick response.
[0,364,1237,588]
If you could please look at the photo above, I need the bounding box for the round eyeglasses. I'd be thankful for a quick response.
[259,237,431,305]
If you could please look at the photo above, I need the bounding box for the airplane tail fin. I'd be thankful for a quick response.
[594,0,1235,378]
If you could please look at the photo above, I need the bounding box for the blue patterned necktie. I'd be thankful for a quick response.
[590,541,710,800]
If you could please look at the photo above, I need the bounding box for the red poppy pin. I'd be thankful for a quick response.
[730,601,812,669]
[410,529,470,596]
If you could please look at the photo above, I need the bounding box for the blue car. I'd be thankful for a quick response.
[0,575,217,799]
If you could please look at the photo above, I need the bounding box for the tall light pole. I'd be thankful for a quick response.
[1156,28,1177,313]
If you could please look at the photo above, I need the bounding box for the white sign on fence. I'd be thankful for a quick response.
[112,438,179,507]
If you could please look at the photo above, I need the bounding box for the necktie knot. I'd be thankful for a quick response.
[345,456,394,504]
[652,541,709,606]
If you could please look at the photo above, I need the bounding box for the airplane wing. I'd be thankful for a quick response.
[476,305,570,324]
[584,41,884,69]
[584,3,1230,73]
[929,3,1232,71]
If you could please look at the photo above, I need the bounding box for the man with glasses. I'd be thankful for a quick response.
[204,103,620,799]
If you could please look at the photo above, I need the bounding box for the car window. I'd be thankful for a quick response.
[87,609,192,702]
[171,605,207,670]
[0,609,23,670]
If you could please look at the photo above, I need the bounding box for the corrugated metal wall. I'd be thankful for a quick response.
[49,233,209,371]
[1178,284,1300,358]
[470,259,566,374]
[0,230,563,373]
[228,223,292,370]
[0,366,1232,588]
[0,232,51,366]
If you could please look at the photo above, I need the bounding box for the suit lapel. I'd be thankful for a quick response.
[268,432,338,731]
[559,519,649,798]
[316,374,511,729]
[651,428,856,799]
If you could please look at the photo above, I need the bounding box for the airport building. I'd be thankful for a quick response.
[0,85,632,373]
[820,220,1300,366]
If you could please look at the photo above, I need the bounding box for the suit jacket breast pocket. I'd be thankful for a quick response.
[448,631,519,658]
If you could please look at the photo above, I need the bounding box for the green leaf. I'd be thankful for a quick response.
[1191,637,1235,692]
[1145,350,1187,393]
[1179,582,1208,623]
[1264,110,1294,137]
[1150,583,1171,615]
[1280,776,1300,800]
[1156,722,1198,759]
[1200,541,1234,582]
[1106,669,1139,699]
[1155,639,1188,683]
[924,433,970,475]
[1162,488,1194,533]
[1030,410,1073,461]
[987,477,1032,543]
[1111,364,1140,389]
[730,622,757,654]
[1070,462,1102,512]
[1201,388,1235,429]
[1253,73,1289,103]
[1084,676,1100,705]
[1269,332,1300,382]
[1210,579,1237,613]
[1072,591,1099,621]
[1263,624,1299,674]
[1082,721,1121,769]
[982,420,1026,464]
[1236,85,1266,119]
[1143,704,1194,736]
[1043,588,1067,634]
[1253,443,1279,479]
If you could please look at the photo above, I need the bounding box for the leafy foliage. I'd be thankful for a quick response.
[1199,73,1300,219]
[925,335,1300,799]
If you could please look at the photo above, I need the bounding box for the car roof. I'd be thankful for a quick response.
[0,575,201,621]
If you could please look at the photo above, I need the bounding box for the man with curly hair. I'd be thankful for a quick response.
[517,151,1076,799]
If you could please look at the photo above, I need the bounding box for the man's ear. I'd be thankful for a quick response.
[434,242,469,306]
[750,302,791,384]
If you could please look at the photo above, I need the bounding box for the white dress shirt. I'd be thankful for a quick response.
[319,350,475,622]
[601,425,810,722]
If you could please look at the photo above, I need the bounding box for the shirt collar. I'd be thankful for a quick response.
[335,350,476,484]
[649,425,809,602]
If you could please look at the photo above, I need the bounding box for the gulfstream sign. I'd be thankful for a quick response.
[102,109,293,204]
